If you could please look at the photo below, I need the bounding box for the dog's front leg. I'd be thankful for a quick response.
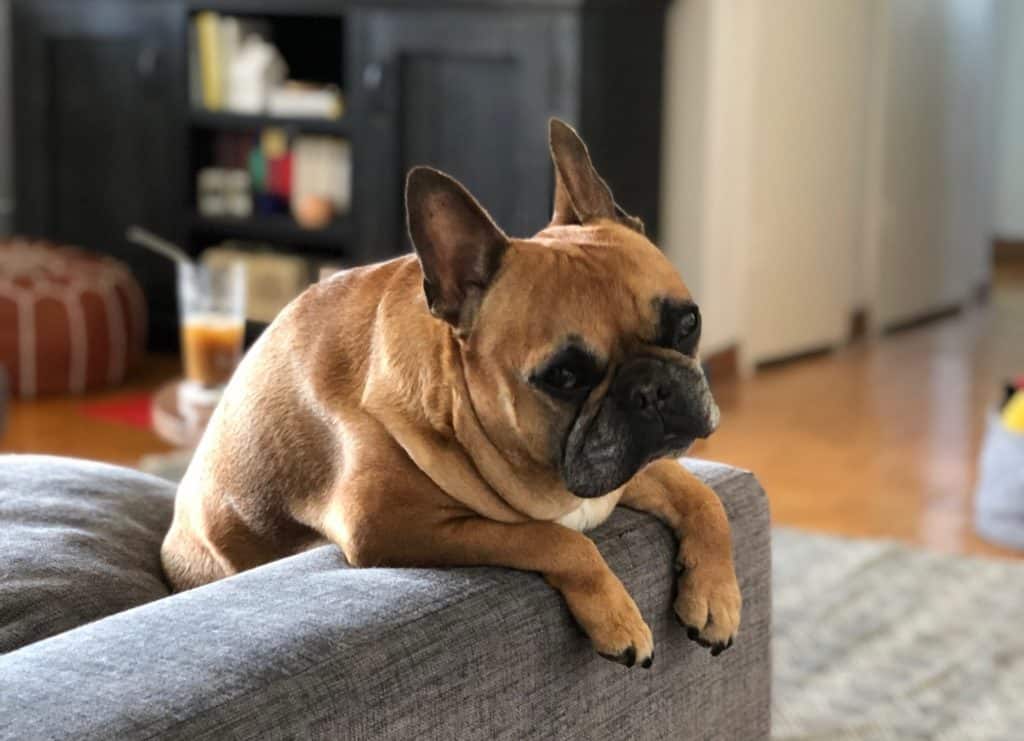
[620,460,741,655]
[332,510,654,668]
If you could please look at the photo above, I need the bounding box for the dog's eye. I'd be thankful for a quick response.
[678,309,699,339]
[542,364,582,391]
[531,344,602,398]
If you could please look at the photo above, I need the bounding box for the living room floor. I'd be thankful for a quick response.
[3,262,1023,560]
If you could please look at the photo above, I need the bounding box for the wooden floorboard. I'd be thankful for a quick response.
[693,264,1024,559]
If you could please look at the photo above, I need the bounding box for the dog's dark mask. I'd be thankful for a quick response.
[531,300,720,498]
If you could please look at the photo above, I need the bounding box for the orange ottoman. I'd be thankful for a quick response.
[0,239,147,397]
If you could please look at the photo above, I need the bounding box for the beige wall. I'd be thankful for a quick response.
[868,0,999,326]
[660,0,757,358]
[742,0,872,363]
[660,0,712,311]
[661,0,1003,364]
[993,0,1024,239]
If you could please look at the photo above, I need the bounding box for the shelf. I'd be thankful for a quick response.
[189,213,352,252]
[187,1,345,17]
[190,109,348,137]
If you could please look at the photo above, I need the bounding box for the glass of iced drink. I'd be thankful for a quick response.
[177,262,246,392]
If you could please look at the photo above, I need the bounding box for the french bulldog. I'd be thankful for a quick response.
[161,119,741,666]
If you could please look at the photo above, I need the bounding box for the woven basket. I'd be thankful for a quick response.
[0,239,147,397]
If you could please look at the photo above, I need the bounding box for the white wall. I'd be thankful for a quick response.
[661,0,1003,364]
[741,0,873,363]
[662,0,872,365]
[660,0,756,358]
[993,0,1024,239]
[867,0,1000,326]
[660,0,712,315]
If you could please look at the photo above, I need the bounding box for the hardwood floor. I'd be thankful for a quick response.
[2,264,1022,559]
[1,356,180,465]
[695,263,1024,559]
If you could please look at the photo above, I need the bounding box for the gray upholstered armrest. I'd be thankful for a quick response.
[0,459,770,741]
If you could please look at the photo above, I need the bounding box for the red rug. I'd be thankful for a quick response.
[79,393,153,429]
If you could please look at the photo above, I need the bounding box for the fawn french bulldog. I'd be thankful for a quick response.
[161,120,741,666]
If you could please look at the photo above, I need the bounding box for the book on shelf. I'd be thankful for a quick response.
[196,130,352,227]
[190,12,342,120]
[194,11,223,111]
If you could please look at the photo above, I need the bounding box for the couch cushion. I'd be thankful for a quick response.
[0,455,174,654]
[0,458,771,741]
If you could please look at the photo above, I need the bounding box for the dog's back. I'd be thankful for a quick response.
[161,258,415,591]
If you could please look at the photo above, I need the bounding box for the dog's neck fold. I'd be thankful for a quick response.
[361,292,579,523]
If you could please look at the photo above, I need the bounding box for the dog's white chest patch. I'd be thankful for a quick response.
[555,489,623,532]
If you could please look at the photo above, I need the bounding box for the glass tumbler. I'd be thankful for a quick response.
[177,262,246,391]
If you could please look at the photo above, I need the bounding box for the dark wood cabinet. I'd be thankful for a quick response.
[12,0,187,343]
[350,3,667,254]
[349,8,574,256]
[12,0,668,346]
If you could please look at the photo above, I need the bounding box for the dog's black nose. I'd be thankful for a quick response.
[624,378,674,413]
[615,358,678,415]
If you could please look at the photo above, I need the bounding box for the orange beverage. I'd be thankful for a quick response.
[177,262,246,390]
[181,315,245,388]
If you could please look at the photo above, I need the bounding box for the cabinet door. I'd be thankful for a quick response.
[348,9,576,258]
[13,0,186,346]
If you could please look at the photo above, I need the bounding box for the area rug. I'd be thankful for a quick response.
[772,528,1024,740]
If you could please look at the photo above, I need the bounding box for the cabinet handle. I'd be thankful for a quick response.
[363,63,383,90]
[137,45,160,79]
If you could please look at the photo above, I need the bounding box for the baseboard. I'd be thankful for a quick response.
[755,344,832,371]
[703,344,739,385]
[849,308,869,341]
[883,303,962,335]
[993,238,1024,262]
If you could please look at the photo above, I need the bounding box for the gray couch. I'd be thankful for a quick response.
[0,455,771,740]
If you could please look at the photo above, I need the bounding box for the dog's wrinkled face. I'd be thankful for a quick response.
[466,226,719,498]
[406,119,719,499]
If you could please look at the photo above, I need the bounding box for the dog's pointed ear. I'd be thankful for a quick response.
[548,119,645,234]
[406,167,509,334]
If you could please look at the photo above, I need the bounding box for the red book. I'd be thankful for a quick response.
[268,153,293,198]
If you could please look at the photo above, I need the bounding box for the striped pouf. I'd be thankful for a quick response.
[0,239,147,397]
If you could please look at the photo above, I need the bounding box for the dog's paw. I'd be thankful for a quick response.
[592,597,654,669]
[564,577,654,669]
[674,558,741,656]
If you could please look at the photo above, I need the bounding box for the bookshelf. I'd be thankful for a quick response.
[188,212,352,251]
[190,109,350,137]
[14,0,670,348]
[185,7,351,264]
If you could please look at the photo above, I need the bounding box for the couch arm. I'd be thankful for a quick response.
[0,460,770,741]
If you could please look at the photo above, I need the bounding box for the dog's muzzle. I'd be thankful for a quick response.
[562,355,719,498]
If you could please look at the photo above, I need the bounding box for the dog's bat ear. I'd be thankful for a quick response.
[548,119,644,235]
[406,167,509,335]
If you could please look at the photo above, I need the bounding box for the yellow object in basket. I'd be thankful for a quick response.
[1003,391,1024,433]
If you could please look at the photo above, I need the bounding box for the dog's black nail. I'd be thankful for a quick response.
[598,646,637,668]
[686,626,700,641]
[710,638,733,657]
[641,652,654,669]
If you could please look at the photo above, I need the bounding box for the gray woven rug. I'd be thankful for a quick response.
[773,528,1024,740]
